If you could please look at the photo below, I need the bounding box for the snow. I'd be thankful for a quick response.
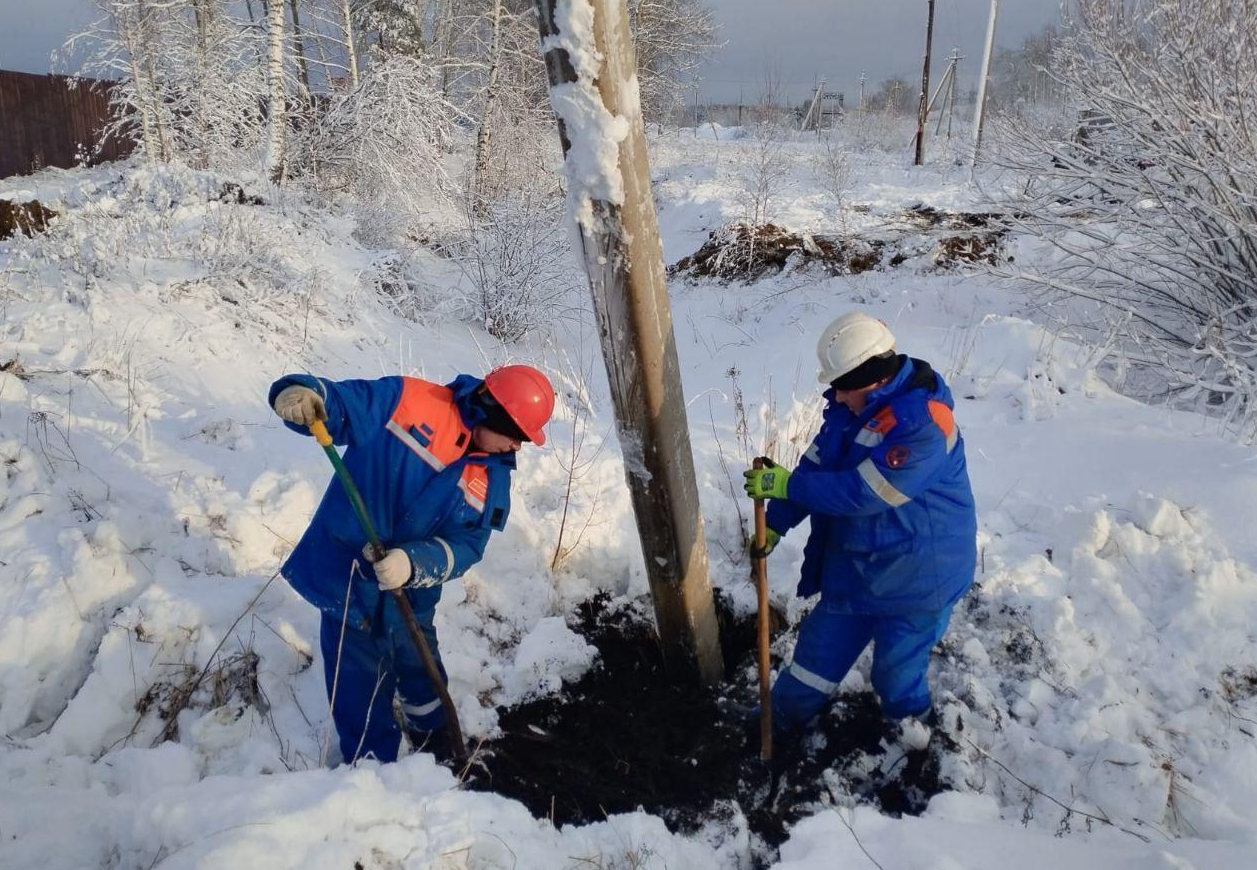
[541,0,629,234]
[2,125,1257,869]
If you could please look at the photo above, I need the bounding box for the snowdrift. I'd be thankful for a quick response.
[2,144,1256,870]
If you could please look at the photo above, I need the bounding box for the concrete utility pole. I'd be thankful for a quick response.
[971,0,1000,166]
[534,0,725,685]
[914,0,937,165]
[802,79,825,132]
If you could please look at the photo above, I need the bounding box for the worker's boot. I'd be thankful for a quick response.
[882,706,940,753]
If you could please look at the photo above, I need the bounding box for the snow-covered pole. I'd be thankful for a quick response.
[913,0,936,166]
[971,0,999,167]
[534,0,725,685]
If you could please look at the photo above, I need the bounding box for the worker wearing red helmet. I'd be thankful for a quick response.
[268,365,554,763]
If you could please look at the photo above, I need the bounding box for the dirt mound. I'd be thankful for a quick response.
[461,596,951,856]
[670,222,884,282]
[0,199,57,240]
[671,209,1008,282]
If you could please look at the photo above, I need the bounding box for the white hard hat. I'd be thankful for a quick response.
[816,312,896,384]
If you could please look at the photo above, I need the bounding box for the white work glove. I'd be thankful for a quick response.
[273,385,326,426]
[365,545,413,591]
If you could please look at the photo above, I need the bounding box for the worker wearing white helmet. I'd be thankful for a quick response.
[743,311,977,738]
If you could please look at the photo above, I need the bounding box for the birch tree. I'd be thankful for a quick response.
[626,0,718,123]
[471,0,505,212]
[265,0,289,181]
[68,1,270,169]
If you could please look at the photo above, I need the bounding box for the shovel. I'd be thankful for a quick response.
[309,419,468,760]
[751,458,774,762]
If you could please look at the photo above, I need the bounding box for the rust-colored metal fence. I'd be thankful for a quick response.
[0,70,133,179]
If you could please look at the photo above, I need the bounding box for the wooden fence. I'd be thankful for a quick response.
[0,70,133,180]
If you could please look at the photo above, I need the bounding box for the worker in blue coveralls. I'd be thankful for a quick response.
[742,311,977,740]
[269,365,555,764]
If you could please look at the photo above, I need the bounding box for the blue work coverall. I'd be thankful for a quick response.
[270,373,513,762]
[766,357,977,728]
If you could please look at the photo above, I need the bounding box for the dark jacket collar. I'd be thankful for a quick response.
[821,356,941,423]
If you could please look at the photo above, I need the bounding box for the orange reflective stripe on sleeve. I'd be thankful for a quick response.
[927,400,960,453]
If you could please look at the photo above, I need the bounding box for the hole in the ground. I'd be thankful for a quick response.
[461,594,946,849]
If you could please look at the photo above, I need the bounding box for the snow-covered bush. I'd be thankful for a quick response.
[290,52,462,242]
[66,1,275,172]
[454,189,579,342]
[812,135,852,216]
[999,0,1257,437]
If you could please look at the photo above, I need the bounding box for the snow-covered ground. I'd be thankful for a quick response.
[1,132,1255,869]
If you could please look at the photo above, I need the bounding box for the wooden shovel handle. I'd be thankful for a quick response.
[752,458,773,761]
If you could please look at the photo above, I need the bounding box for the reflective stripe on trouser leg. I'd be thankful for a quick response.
[319,612,403,764]
[390,613,448,732]
[771,606,875,732]
[869,608,953,719]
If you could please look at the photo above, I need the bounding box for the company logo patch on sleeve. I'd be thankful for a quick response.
[886,445,910,468]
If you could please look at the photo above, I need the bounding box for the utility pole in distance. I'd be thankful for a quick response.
[913,0,937,165]
[533,0,725,686]
[972,0,1000,166]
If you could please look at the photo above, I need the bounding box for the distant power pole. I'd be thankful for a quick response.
[858,71,866,117]
[914,0,937,166]
[533,0,725,685]
[971,0,1000,166]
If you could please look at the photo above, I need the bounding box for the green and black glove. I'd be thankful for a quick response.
[743,457,790,500]
[746,527,781,559]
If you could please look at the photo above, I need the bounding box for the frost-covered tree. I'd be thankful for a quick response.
[988,25,1064,111]
[288,52,460,237]
[876,76,915,115]
[627,0,719,123]
[1001,0,1257,437]
[67,1,273,170]
[354,0,427,56]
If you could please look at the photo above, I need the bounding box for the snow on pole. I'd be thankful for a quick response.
[534,0,725,685]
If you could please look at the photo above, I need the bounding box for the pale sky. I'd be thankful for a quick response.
[0,0,1061,103]
[698,0,1063,105]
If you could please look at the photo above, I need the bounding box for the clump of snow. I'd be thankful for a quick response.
[541,0,629,233]
[502,615,598,704]
[926,790,1002,823]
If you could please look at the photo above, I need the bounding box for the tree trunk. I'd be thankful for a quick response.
[115,6,157,159]
[289,0,313,100]
[472,0,504,213]
[534,0,725,686]
[137,0,171,160]
[434,0,454,97]
[265,0,288,182]
[341,0,360,89]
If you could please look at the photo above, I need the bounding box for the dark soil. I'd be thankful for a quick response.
[670,208,1009,282]
[670,222,886,282]
[461,595,950,855]
[0,198,57,240]
[214,182,265,206]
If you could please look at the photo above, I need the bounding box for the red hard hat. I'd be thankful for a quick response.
[483,365,555,446]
